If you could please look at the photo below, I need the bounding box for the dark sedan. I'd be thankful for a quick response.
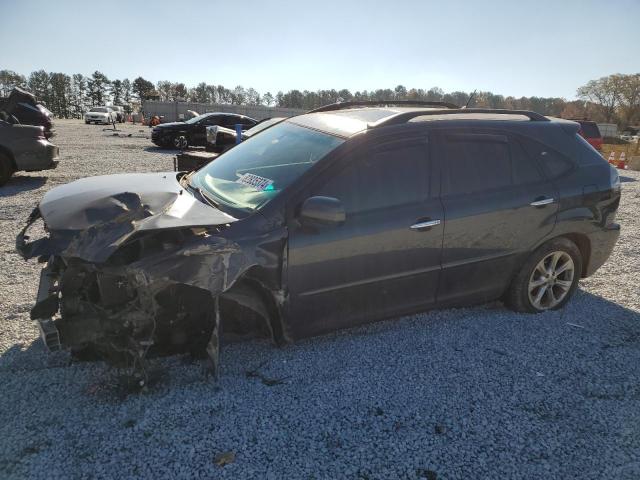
[151,112,257,149]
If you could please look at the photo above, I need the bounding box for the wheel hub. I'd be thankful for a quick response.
[527,251,575,311]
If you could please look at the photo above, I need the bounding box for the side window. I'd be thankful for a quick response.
[442,134,511,195]
[510,138,544,185]
[316,141,429,214]
[520,137,574,179]
[223,116,242,128]
[203,115,220,126]
[442,133,546,195]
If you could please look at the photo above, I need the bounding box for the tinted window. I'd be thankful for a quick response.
[520,137,574,179]
[511,138,544,185]
[442,133,545,195]
[579,121,601,138]
[203,115,221,125]
[221,116,242,128]
[442,134,511,195]
[316,141,428,214]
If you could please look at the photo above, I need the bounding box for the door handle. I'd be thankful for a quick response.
[530,197,555,207]
[410,219,441,230]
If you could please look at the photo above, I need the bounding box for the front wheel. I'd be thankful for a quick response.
[173,135,188,149]
[505,237,582,313]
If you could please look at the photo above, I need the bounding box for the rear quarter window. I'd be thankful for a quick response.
[579,122,601,138]
[521,137,574,179]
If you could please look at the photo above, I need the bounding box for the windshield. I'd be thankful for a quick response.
[190,122,343,211]
[90,107,108,113]
[245,117,284,137]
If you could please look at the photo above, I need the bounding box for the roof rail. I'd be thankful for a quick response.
[376,108,550,126]
[308,100,460,113]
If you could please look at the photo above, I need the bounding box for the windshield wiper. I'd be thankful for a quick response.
[183,177,220,209]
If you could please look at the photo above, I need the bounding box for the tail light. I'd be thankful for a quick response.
[610,164,621,193]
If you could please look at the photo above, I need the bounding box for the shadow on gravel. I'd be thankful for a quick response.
[4,290,640,382]
[143,146,178,154]
[620,175,637,183]
[0,176,47,197]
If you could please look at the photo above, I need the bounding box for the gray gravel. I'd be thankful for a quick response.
[1,120,640,479]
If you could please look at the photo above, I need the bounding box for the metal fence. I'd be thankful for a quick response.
[141,100,305,122]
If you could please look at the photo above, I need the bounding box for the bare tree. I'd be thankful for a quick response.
[577,75,623,123]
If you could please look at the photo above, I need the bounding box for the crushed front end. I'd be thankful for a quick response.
[15,172,287,376]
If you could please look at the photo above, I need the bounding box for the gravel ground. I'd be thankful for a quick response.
[1,120,639,479]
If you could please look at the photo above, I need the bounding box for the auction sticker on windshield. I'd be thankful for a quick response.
[236,173,274,191]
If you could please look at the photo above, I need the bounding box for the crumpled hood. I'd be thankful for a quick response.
[19,172,239,263]
[40,172,237,231]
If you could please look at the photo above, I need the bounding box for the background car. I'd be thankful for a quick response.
[108,105,125,122]
[84,107,116,124]
[206,117,285,152]
[573,119,603,150]
[0,117,59,185]
[151,112,257,149]
[0,87,55,138]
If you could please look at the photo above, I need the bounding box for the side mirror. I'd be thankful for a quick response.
[299,196,345,226]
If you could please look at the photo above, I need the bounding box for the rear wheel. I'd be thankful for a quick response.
[505,237,582,313]
[0,152,14,186]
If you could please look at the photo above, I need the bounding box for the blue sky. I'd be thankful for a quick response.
[1,0,639,99]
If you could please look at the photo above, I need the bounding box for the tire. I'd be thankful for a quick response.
[0,152,14,186]
[505,237,582,313]
[173,135,188,149]
[85,120,89,124]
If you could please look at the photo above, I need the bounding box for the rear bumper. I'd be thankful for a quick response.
[584,223,620,277]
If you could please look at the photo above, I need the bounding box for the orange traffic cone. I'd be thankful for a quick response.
[617,152,627,169]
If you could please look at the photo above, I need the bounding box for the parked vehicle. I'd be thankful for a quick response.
[108,106,125,122]
[84,107,116,124]
[0,117,59,185]
[172,118,287,172]
[151,112,257,149]
[0,87,55,138]
[573,119,603,151]
[206,117,286,151]
[17,101,621,372]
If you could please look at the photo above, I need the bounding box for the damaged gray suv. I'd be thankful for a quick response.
[17,101,621,373]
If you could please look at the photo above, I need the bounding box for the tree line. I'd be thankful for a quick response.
[1,69,638,127]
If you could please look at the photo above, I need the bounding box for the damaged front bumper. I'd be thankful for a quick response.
[34,262,62,351]
[16,199,285,377]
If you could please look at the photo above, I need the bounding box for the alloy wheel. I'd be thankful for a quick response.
[527,251,575,310]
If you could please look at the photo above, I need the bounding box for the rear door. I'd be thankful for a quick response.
[434,129,558,305]
[287,135,444,338]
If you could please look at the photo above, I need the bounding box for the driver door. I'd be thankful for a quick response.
[286,135,444,338]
